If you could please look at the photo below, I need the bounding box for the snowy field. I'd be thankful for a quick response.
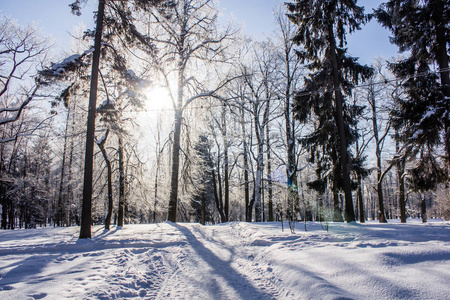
[0,220,449,300]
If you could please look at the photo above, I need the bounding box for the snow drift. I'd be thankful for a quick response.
[0,220,449,299]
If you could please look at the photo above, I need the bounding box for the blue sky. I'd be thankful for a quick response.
[0,0,399,64]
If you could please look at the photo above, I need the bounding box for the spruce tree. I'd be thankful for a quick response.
[375,0,450,190]
[191,135,215,225]
[287,0,373,222]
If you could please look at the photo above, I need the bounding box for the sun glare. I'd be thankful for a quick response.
[145,86,173,112]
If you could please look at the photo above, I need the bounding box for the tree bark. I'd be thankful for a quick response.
[421,195,427,223]
[167,108,182,222]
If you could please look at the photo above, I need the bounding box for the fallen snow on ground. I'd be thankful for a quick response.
[0,220,449,299]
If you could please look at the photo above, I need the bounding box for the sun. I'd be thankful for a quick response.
[145,86,173,112]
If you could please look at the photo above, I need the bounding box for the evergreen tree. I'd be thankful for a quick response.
[287,0,373,222]
[190,135,215,225]
[375,0,450,190]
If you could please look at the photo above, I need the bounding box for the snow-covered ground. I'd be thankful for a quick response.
[0,220,449,299]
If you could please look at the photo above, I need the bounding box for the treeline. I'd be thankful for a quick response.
[0,0,449,231]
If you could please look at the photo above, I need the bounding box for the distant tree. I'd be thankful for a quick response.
[287,0,373,222]
[238,43,278,222]
[365,71,392,223]
[190,134,215,224]
[0,17,49,130]
[0,17,51,230]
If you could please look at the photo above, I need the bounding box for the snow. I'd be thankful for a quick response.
[50,54,82,75]
[0,220,449,299]
[125,69,150,88]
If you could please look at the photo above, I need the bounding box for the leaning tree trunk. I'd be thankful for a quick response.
[80,0,105,239]
[97,130,113,230]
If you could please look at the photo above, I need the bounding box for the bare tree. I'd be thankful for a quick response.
[273,9,303,222]
[144,0,234,222]
[0,16,49,136]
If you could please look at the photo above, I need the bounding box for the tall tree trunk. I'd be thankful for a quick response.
[0,141,6,229]
[333,181,344,222]
[354,118,365,223]
[266,124,273,222]
[240,108,251,222]
[168,53,186,222]
[356,172,365,223]
[254,147,263,222]
[97,130,112,230]
[212,168,226,223]
[332,150,344,222]
[222,107,229,222]
[253,104,264,222]
[66,100,77,227]
[395,132,407,223]
[421,195,427,223]
[328,23,356,222]
[168,108,182,222]
[80,0,105,238]
[201,194,206,225]
[369,87,387,223]
[285,84,299,222]
[57,106,71,227]
[153,161,159,223]
[117,135,125,227]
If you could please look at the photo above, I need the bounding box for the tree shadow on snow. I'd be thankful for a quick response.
[168,222,274,300]
[0,254,57,293]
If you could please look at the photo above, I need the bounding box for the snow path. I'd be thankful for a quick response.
[0,220,449,299]
[155,223,277,299]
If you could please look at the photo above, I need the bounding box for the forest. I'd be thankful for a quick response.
[1,0,449,236]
